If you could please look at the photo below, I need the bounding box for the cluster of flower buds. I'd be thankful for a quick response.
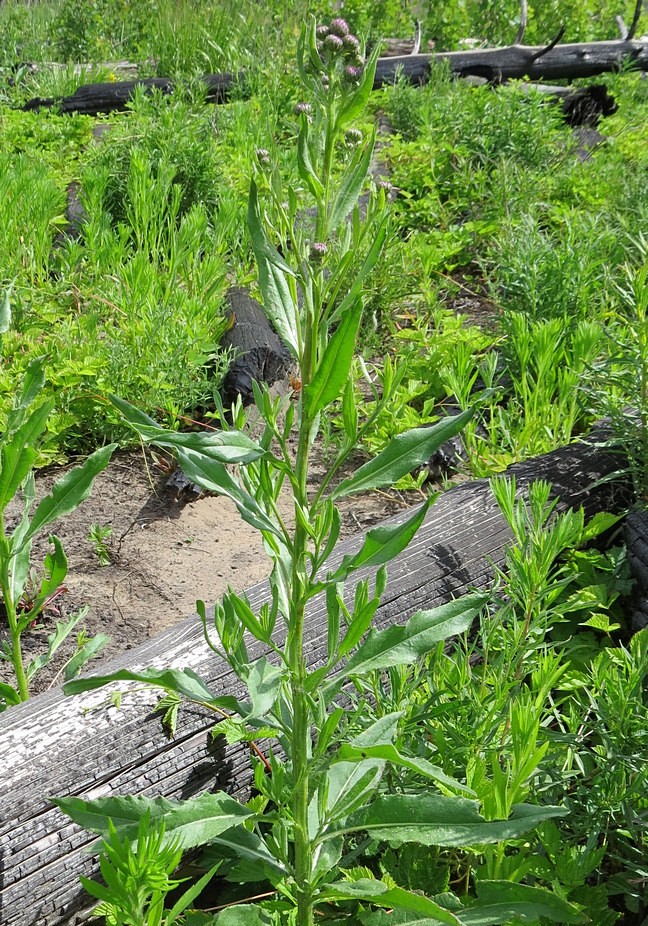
[316,17,364,75]
[308,241,328,264]
[255,148,271,168]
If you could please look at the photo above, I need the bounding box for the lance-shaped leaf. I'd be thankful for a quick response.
[297,115,324,200]
[0,288,11,334]
[336,43,382,130]
[20,444,116,547]
[325,594,487,691]
[64,666,247,715]
[317,880,462,926]
[460,881,586,925]
[201,826,288,884]
[175,448,284,540]
[327,217,388,324]
[246,656,284,718]
[333,410,474,498]
[5,357,46,434]
[323,759,385,827]
[247,179,299,357]
[110,395,264,465]
[0,399,53,508]
[53,792,252,850]
[304,297,362,420]
[335,743,475,798]
[212,907,273,925]
[329,131,375,232]
[328,499,430,583]
[328,795,567,846]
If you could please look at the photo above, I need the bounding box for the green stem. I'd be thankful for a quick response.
[0,536,29,701]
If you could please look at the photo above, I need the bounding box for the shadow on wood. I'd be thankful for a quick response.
[0,427,628,926]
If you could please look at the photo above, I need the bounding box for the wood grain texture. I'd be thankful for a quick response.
[374,38,648,85]
[0,430,627,926]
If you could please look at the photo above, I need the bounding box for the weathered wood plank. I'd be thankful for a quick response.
[0,430,627,926]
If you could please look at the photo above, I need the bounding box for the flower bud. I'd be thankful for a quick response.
[329,17,350,37]
[342,34,361,57]
[309,241,328,263]
[255,148,271,167]
[342,64,362,85]
[344,128,363,147]
[294,101,313,117]
[316,24,330,39]
[323,33,344,56]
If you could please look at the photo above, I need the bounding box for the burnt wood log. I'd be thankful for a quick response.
[0,428,628,926]
[23,71,240,116]
[23,37,646,118]
[374,38,648,85]
[624,508,648,631]
[220,287,294,408]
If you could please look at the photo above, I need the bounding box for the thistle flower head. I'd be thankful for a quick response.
[329,17,350,37]
[294,101,313,117]
[342,64,362,85]
[344,128,363,147]
[342,33,361,57]
[316,24,330,39]
[309,241,328,263]
[323,33,344,56]
[255,148,271,167]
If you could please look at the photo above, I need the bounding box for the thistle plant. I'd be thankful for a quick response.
[59,20,583,926]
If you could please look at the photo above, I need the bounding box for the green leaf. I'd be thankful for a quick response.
[323,759,384,826]
[247,179,298,357]
[461,881,586,925]
[0,680,21,709]
[329,132,375,232]
[318,880,461,925]
[212,907,273,925]
[21,444,116,547]
[333,795,567,847]
[53,792,252,850]
[329,500,430,582]
[5,357,46,434]
[326,594,487,687]
[175,448,283,540]
[26,607,85,682]
[164,864,222,926]
[110,395,265,465]
[336,43,381,130]
[359,912,459,926]
[246,656,284,718]
[304,298,363,420]
[64,666,247,715]
[332,410,474,498]
[0,288,11,334]
[64,633,110,681]
[335,743,475,798]
[328,217,388,325]
[201,825,288,883]
[297,115,324,200]
[0,399,54,508]
[19,534,68,632]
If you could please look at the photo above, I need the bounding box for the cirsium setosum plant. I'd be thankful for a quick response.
[58,19,584,926]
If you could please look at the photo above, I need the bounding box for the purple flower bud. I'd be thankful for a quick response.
[320,73,330,89]
[316,24,330,39]
[329,17,350,37]
[376,179,395,195]
[343,64,362,84]
[255,148,271,167]
[323,33,344,54]
[342,34,361,55]
[294,101,312,116]
[309,241,328,263]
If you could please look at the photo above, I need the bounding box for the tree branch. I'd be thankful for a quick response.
[530,24,567,62]
[515,0,528,44]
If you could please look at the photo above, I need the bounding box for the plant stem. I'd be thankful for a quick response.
[0,551,29,701]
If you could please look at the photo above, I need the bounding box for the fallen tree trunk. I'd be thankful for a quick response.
[374,38,648,85]
[22,38,646,117]
[23,71,240,115]
[0,427,627,926]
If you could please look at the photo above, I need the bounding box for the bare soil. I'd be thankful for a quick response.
[0,445,418,695]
